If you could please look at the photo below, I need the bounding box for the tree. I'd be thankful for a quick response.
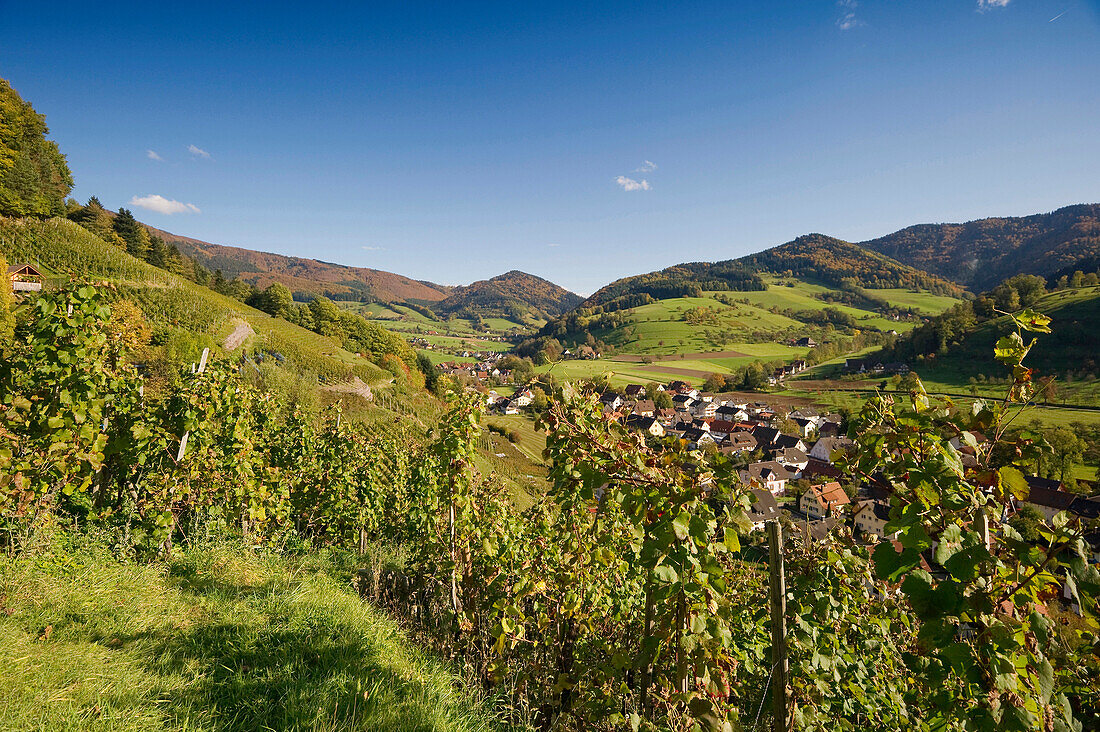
[257,282,294,319]
[703,373,727,393]
[653,390,673,410]
[1008,505,1045,543]
[0,78,74,217]
[0,252,14,347]
[70,197,126,247]
[112,208,149,260]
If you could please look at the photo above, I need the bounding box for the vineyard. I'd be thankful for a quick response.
[1,284,1098,731]
[0,217,390,385]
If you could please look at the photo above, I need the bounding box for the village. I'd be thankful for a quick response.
[477,375,1100,568]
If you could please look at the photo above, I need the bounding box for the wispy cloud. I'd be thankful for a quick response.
[634,160,657,173]
[129,194,201,215]
[146,149,163,161]
[836,0,864,30]
[547,243,561,248]
[977,0,1010,11]
[188,144,212,159]
[361,245,385,251]
[615,175,650,192]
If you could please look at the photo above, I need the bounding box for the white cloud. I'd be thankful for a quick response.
[836,0,864,29]
[635,160,657,173]
[146,149,163,161]
[615,175,651,192]
[547,243,561,248]
[129,194,201,215]
[977,0,1010,9]
[361,245,385,251]
[188,144,211,159]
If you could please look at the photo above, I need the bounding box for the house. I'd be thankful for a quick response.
[625,414,666,438]
[716,405,749,422]
[789,417,818,438]
[671,394,697,411]
[740,461,793,495]
[802,459,842,481]
[751,425,780,448]
[681,427,716,448]
[499,399,520,415]
[690,400,719,419]
[773,434,808,453]
[795,337,817,348]
[722,431,758,454]
[624,384,646,398]
[791,516,840,542]
[7,263,43,293]
[800,481,850,519]
[599,391,623,411]
[746,489,781,529]
[818,414,844,437]
[853,500,896,540]
[707,419,739,440]
[808,436,855,464]
[631,399,656,417]
[656,408,678,425]
[512,389,535,407]
[774,447,809,477]
[1021,479,1097,523]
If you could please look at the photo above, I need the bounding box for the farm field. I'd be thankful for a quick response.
[871,288,961,315]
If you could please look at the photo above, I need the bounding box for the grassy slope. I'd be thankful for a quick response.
[0,218,389,384]
[582,279,959,358]
[894,285,1100,405]
[0,536,503,732]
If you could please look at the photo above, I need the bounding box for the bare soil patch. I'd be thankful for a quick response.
[222,319,255,351]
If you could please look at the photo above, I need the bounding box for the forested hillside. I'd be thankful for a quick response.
[860,203,1100,291]
[0,79,73,218]
[149,227,452,303]
[741,234,963,295]
[432,269,581,322]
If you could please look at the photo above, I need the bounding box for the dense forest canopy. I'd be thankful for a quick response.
[860,203,1100,291]
[431,270,583,322]
[740,234,964,296]
[0,78,73,217]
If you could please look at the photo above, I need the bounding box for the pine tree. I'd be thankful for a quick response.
[113,208,149,260]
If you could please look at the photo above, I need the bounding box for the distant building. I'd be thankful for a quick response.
[853,500,896,540]
[7,263,43,293]
[800,481,850,519]
[746,489,781,530]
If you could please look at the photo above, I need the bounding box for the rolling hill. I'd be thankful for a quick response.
[148,226,452,304]
[859,203,1100,291]
[431,270,582,322]
[526,234,964,357]
[0,216,392,387]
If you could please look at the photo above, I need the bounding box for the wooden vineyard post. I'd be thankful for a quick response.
[767,520,789,732]
[176,348,209,462]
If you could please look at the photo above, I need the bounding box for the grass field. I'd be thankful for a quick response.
[581,277,955,357]
[871,288,961,315]
[0,533,506,732]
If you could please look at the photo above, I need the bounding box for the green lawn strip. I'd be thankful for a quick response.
[0,539,504,732]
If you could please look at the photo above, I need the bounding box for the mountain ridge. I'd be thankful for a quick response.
[858,203,1100,291]
[432,269,583,322]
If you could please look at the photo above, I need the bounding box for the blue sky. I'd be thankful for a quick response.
[4,1,1099,294]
